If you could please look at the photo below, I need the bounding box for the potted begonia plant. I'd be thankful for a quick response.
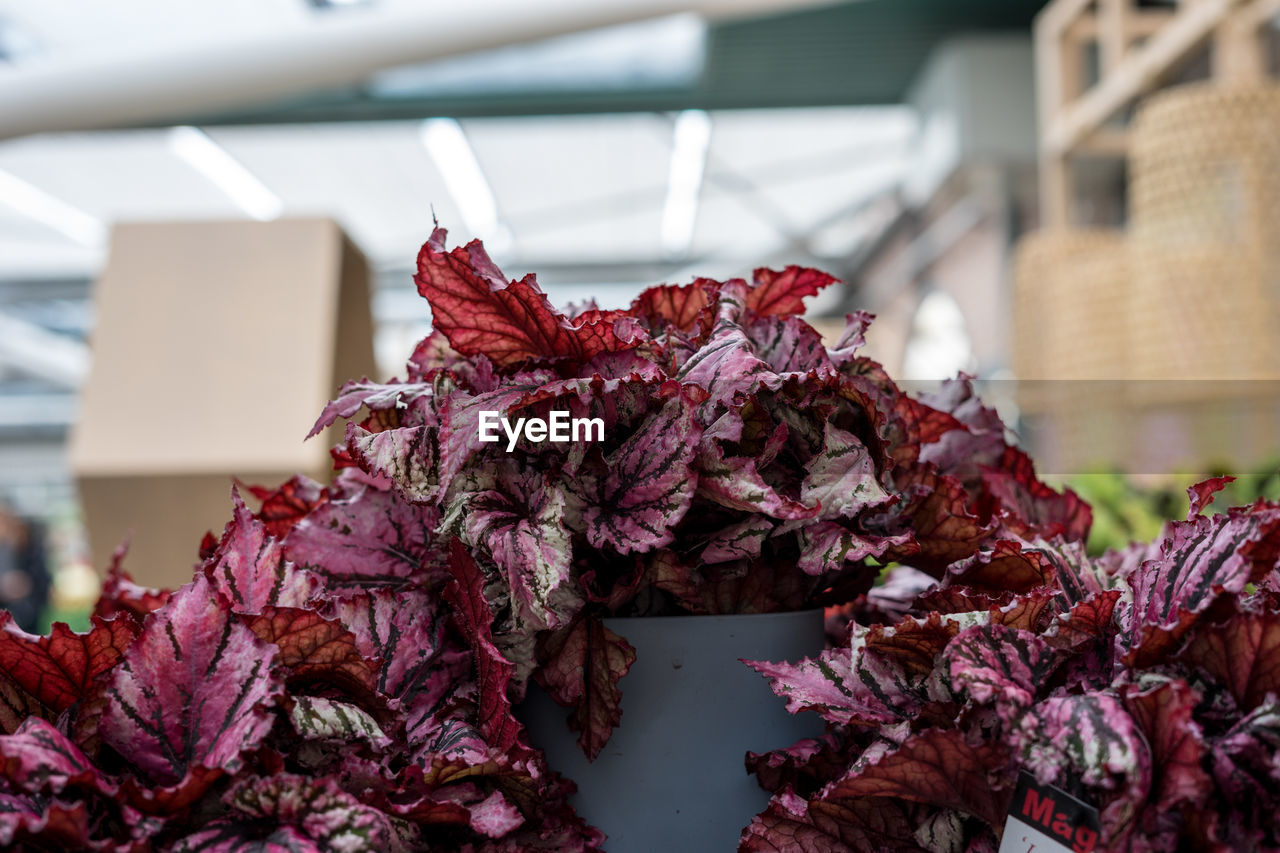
[743,475,1280,852]
[0,228,1091,851]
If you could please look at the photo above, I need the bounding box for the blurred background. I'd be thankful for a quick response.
[1,0,1279,622]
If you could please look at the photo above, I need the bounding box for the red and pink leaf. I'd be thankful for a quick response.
[1016,692,1144,795]
[0,717,108,796]
[629,278,720,338]
[795,521,909,579]
[580,394,701,554]
[746,266,838,318]
[93,542,170,621]
[241,475,328,539]
[0,797,99,851]
[1211,699,1280,804]
[346,422,438,504]
[285,477,442,589]
[288,695,391,752]
[101,575,283,788]
[205,488,315,614]
[443,540,520,753]
[193,773,418,852]
[944,623,1056,714]
[826,311,874,368]
[739,789,927,853]
[449,468,579,631]
[0,672,48,735]
[1179,609,1280,712]
[1122,678,1213,812]
[696,442,818,521]
[534,616,636,761]
[887,467,994,573]
[244,606,380,701]
[987,589,1059,633]
[745,733,850,798]
[1187,475,1236,519]
[415,229,642,370]
[1125,508,1280,664]
[1042,589,1121,651]
[307,378,435,439]
[0,613,136,714]
[864,612,960,680]
[746,637,907,728]
[942,540,1055,594]
[324,587,465,702]
[799,422,891,521]
[745,315,834,376]
[821,727,1008,828]
[980,446,1092,542]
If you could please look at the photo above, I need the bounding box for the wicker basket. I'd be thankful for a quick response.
[1129,83,1280,382]
[1014,83,1280,473]
[1012,228,1130,386]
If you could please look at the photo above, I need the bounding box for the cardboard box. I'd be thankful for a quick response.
[70,219,377,588]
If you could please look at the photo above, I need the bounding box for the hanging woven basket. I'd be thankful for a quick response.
[1129,83,1280,383]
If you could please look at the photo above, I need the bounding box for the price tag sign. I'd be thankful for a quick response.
[998,771,1101,853]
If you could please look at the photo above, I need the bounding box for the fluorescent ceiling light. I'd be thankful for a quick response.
[420,117,509,250]
[660,109,711,258]
[168,125,283,221]
[0,169,105,247]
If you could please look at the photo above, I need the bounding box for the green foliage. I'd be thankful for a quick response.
[37,605,92,635]
[1063,460,1280,556]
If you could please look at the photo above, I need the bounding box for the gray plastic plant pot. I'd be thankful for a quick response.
[518,610,826,852]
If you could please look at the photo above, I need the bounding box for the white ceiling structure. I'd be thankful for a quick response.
[0,109,914,281]
[0,107,914,384]
[0,0,920,512]
[0,0,914,281]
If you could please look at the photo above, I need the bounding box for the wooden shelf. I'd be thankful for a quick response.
[1034,0,1278,227]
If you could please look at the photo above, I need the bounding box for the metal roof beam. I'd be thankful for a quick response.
[0,311,89,389]
[0,0,838,139]
[0,394,77,431]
